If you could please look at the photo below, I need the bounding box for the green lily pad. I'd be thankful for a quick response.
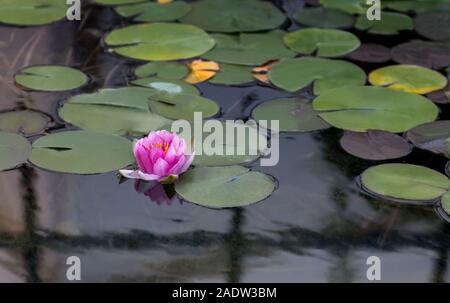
[29,131,134,174]
[0,132,31,171]
[283,28,360,58]
[360,163,450,202]
[202,31,296,66]
[94,0,144,5]
[319,0,369,14]
[115,1,191,22]
[209,64,254,86]
[179,121,268,166]
[179,0,285,33]
[355,12,413,35]
[15,65,88,92]
[313,86,439,132]
[268,57,366,94]
[0,110,51,136]
[294,7,355,28]
[131,77,199,95]
[59,87,171,136]
[175,166,275,208]
[391,40,450,69]
[369,65,448,95]
[134,62,189,80]
[104,23,215,61]
[0,0,67,26]
[148,93,219,120]
[386,0,450,13]
[406,120,450,158]
[414,11,450,41]
[340,131,412,160]
[251,97,330,132]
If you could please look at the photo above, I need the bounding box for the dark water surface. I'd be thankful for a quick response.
[0,1,450,283]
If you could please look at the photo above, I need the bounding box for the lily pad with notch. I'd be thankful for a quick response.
[340,130,412,160]
[0,132,31,171]
[209,64,254,86]
[148,92,219,120]
[59,87,171,136]
[360,163,450,203]
[251,97,330,132]
[202,31,296,66]
[114,1,191,22]
[369,65,448,95]
[175,165,276,208]
[15,65,88,92]
[29,131,134,174]
[179,0,286,33]
[313,86,439,133]
[104,22,215,61]
[268,57,366,94]
[283,28,360,58]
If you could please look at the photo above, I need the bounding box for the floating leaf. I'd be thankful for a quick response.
[29,131,134,174]
[313,86,439,132]
[414,11,450,41]
[180,0,285,33]
[202,31,296,66]
[369,65,448,94]
[59,87,171,135]
[175,166,275,208]
[115,1,191,22]
[391,40,450,69]
[439,190,450,216]
[386,0,450,13]
[210,64,254,86]
[134,62,188,80]
[340,131,411,160]
[269,57,366,94]
[251,98,330,132]
[355,12,413,35]
[94,0,144,5]
[184,60,219,84]
[104,23,215,61]
[0,132,31,171]
[360,163,450,202]
[294,7,355,28]
[0,0,67,26]
[406,120,450,157]
[346,43,391,63]
[283,28,360,57]
[131,77,199,95]
[148,93,219,120]
[319,0,369,14]
[15,65,88,92]
[179,121,268,166]
[0,110,51,136]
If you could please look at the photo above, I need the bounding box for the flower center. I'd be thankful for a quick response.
[147,142,170,155]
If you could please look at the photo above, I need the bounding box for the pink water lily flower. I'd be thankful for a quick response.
[120,130,194,183]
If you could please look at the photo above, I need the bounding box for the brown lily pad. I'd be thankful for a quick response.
[346,43,391,63]
[392,40,450,69]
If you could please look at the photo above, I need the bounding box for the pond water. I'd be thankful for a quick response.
[1,0,450,283]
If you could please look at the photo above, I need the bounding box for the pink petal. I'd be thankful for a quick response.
[153,158,170,177]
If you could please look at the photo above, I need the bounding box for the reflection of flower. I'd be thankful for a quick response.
[120,130,194,183]
[134,180,176,206]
